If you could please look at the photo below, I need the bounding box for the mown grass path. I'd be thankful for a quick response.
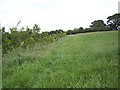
[3,31,118,88]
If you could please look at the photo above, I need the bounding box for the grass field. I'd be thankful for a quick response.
[3,31,118,88]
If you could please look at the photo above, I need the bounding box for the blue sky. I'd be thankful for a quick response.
[0,0,119,32]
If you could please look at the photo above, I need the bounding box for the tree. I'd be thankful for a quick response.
[33,24,41,33]
[55,29,64,34]
[78,27,84,33]
[90,20,106,28]
[107,13,120,30]
[67,30,72,35]
[90,20,108,31]
[73,28,79,34]
[2,27,5,33]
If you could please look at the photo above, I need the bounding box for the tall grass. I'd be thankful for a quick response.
[0,45,2,89]
[3,31,118,88]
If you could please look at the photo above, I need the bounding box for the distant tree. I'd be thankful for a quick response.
[84,28,92,32]
[90,20,106,28]
[107,13,120,30]
[2,27,5,33]
[66,27,84,35]
[89,20,109,31]
[49,30,56,35]
[78,27,84,33]
[79,27,83,30]
[73,28,79,34]
[26,26,32,34]
[57,29,64,33]
[33,24,41,33]
[67,30,72,35]
[55,29,64,34]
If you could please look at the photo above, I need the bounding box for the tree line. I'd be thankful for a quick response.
[66,13,120,35]
[0,13,120,55]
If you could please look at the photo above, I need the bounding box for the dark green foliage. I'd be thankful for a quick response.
[2,24,66,54]
[33,24,40,33]
[2,27,5,33]
[90,20,106,28]
[85,20,111,32]
[107,13,120,30]
[78,27,85,33]
[84,27,111,33]
[66,13,120,35]
[66,27,85,35]
[66,30,72,35]
[66,19,114,35]
[66,25,111,35]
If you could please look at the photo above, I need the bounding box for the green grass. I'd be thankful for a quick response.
[3,31,118,88]
[0,45,2,89]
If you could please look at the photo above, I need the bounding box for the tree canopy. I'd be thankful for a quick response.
[90,20,106,28]
[107,13,120,30]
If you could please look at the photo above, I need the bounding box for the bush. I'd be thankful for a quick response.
[2,25,66,54]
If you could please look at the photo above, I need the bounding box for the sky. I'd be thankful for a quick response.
[0,0,119,32]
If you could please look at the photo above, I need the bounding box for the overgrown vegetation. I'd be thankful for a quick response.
[1,13,119,88]
[2,31,118,88]
[2,24,66,54]
[1,13,120,54]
